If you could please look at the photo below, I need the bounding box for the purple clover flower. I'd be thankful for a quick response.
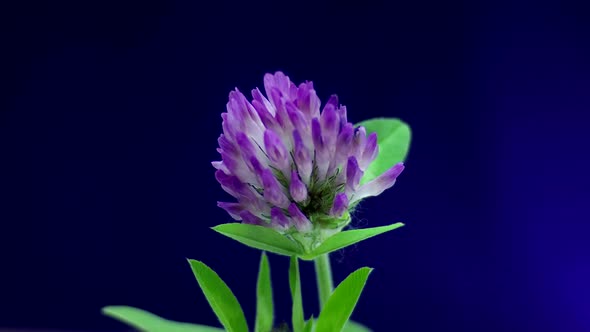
[214,72,404,236]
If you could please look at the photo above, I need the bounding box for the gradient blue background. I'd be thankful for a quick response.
[2,0,590,331]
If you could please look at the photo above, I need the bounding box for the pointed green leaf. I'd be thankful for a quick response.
[255,252,274,332]
[343,320,372,332]
[188,259,248,332]
[289,256,305,332]
[212,223,303,257]
[316,267,373,332]
[355,118,411,184]
[102,306,224,332]
[303,316,315,332]
[301,223,404,260]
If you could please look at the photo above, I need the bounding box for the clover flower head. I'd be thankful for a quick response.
[213,72,404,244]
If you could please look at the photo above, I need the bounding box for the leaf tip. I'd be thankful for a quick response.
[100,306,113,315]
[187,259,207,274]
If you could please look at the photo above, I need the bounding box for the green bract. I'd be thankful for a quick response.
[213,222,404,260]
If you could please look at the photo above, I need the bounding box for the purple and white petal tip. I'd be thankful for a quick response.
[330,193,349,217]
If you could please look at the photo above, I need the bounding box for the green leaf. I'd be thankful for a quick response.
[212,223,303,257]
[301,223,404,260]
[315,267,373,332]
[304,319,372,332]
[102,306,224,332]
[343,320,372,332]
[255,252,274,332]
[289,256,305,332]
[188,259,248,332]
[303,316,315,332]
[355,118,411,184]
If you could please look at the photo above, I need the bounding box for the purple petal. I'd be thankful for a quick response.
[248,156,266,182]
[217,135,237,155]
[211,160,227,172]
[309,87,321,118]
[293,130,313,185]
[262,169,290,208]
[346,156,363,195]
[269,87,285,115]
[275,104,292,134]
[337,105,348,127]
[252,87,277,117]
[252,101,278,129]
[295,81,320,118]
[312,117,330,180]
[323,94,339,112]
[251,87,267,106]
[240,210,265,226]
[215,170,245,198]
[216,170,264,210]
[288,80,299,100]
[219,150,238,171]
[263,73,276,101]
[227,90,265,139]
[270,207,290,231]
[353,162,405,203]
[220,150,241,174]
[295,82,311,113]
[360,132,378,169]
[236,132,257,160]
[320,103,340,147]
[288,203,312,233]
[311,117,324,150]
[221,112,239,140]
[330,192,349,217]
[264,72,291,98]
[286,102,307,135]
[264,129,289,170]
[217,202,243,220]
[352,126,367,165]
[334,123,354,167]
[219,147,259,185]
[289,171,308,203]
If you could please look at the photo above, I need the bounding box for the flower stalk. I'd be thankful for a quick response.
[314,253,334,309]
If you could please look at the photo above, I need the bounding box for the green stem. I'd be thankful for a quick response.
[314,253,334,309]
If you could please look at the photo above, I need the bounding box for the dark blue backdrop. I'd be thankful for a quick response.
[2,0,590,331]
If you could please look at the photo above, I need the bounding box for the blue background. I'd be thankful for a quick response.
[2,0,590,331]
